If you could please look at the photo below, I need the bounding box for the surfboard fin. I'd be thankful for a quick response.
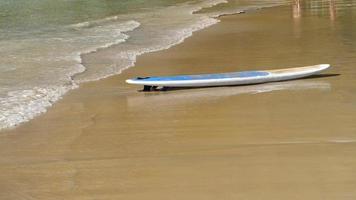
[142,85,164,92]
[143,85,152,91]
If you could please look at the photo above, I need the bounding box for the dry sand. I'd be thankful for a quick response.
[1,5,356,200]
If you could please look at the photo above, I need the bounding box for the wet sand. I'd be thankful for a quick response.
[1,4,356,200]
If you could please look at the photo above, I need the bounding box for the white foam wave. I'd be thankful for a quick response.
[0,86,73,130]
[76,17,220,82]
[73,20,140,66]
[74,0,229,82]
[70,15,120,29]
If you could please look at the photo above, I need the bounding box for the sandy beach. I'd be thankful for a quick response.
[1,3,356,200]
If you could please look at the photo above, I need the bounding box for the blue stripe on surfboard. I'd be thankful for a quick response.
[135,71,269,81]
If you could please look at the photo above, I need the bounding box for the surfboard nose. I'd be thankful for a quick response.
[319,64,331,70]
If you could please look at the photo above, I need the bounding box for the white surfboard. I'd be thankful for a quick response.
[126,64,330,90]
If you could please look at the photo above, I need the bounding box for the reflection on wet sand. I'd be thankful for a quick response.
[293,0,338,35]
[293,0,301,19]
[127,80,331,108]
[292,0,301,37]
[294,0,337,20]
[329,0,336,22]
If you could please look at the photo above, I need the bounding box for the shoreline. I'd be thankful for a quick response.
[1,3,356,199]
[0,1,284,132]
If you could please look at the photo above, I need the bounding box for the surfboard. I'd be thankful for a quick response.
[126,64,330,91]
